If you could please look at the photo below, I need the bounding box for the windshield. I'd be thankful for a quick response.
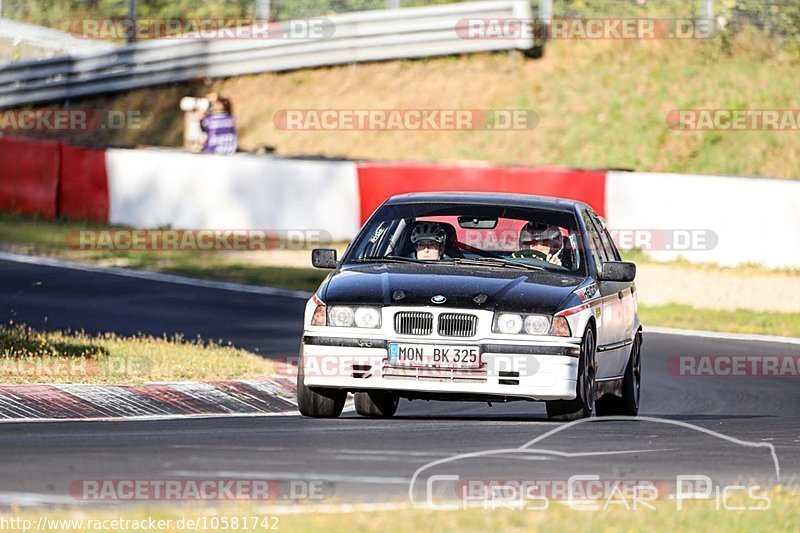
[345,202,585,275]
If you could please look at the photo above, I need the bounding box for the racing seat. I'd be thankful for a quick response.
[439,223,464,258]
[560,233,576,270]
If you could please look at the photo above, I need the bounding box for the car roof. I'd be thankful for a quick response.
[384,191,589,213]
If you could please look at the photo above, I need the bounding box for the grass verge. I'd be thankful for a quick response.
[14,33,800,179]
[4,488,798,532]
[639,304,800,338]
[0,322,273,384]
[0,212,328,292]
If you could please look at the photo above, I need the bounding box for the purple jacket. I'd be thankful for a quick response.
[200,112,237,154]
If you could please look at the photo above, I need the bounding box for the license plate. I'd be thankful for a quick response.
[388,343,481,369]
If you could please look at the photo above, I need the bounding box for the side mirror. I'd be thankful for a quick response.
[598,261,636,282]
[312,248,338,269]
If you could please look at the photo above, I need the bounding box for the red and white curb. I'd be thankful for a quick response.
[0,377,300,422]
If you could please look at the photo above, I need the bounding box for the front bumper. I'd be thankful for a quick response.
[300,334,581,401]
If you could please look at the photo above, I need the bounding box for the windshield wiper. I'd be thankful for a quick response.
[452,257,544,271]
[352,256,423,264]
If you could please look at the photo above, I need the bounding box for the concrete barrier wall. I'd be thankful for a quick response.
[606,171,800,268]
[356,163,607,223]
[58,144,109,222]
[105,148,361,242]
[1,135,799,268]
[0,136,60,218]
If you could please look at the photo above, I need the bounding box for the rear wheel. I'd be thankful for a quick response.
[596,333,641,417]
[297,360,346,418]
[546,327,596,421]
[354,391,399,418]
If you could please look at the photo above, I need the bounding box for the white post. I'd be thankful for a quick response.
[127,0,138,42]
[702,0,714,24]
[255,0,270,20]
[538,0,553,40]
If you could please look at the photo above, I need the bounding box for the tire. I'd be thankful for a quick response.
[596,333,642,417]
[296,360,346,418]
[354,391,399,418]
[546,326,596,421]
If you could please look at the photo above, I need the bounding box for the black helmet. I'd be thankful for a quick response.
[411,222,447,245]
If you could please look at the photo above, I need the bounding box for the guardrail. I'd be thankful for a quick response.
[0,1,533,109]
[0,18,116,60]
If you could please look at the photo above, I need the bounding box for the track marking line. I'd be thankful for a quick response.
[0,251,312,299]
[647,326,800,345]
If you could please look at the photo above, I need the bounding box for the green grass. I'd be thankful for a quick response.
[3,487,797,532]
[14,32,800,179]
[640,304,800,337]
[0,322,273,384]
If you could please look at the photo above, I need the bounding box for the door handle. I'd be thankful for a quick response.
[618,291,624,300]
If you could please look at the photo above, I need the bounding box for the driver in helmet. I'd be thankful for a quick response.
[513,222,563,266]
[410,222,447,260]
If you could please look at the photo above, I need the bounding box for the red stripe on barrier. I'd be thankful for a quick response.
[356,163,607,223]
[58,143,109,222]
[0,136,60,218]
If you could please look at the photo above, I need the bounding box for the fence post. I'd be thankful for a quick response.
[255,0,270,20]
[701,0,714,24]
[127,0,138,43]
[538,0,552,40]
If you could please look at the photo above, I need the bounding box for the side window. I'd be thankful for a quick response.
[582,211,608,270]
[591,213,621,261]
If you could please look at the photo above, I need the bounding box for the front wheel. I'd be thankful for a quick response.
[297,361,346,418]
[596,333,641,417]
[546,327,596,421]
[354,391,399,418]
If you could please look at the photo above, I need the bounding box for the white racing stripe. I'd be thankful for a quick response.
[0,411,301,424]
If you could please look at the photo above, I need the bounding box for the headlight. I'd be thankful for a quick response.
[354,307,381,328]
[524,315,550,335]
[328,306,355,327]
[493,313,566,336]
[327,306,382,328]
[495,313,523,334]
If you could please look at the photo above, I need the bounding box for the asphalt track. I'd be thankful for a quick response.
[1,257,799,506]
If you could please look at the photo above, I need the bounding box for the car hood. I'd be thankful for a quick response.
[318,263,586,314]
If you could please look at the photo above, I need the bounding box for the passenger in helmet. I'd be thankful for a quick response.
[410,222,447,260]
[514,222,563,266]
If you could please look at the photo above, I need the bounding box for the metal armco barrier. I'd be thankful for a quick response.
[0,1,533,109]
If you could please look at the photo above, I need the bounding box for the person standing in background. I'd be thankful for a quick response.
[196,93,238,154]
